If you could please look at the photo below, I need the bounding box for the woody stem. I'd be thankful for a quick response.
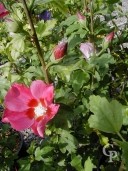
[22,0,50,83]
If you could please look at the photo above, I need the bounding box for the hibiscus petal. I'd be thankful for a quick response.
[30,80,54,103]
[2,109,34,130]
[5,83,33,112]
[31,118,48,137]
[46,104,60,120]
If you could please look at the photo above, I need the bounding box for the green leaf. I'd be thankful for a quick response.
[122,107,128,126]
[35,147,43,161]
[58,129,78,153]
[34,146,53,161]
[76,28,87,38]
[106,0,120,4]
[36,19,57,37]
[90,54,115,67]
[68,34,83,50]
[18,159,31,171]
[90,53,115,78]
[58,159,65,166]
[36,20,45,35]
[84,157,95,171]
[88,95,123,133]
[70,69,89,93]
[35,0,53,5]
[52,0,69,16]
[39,146,53,156]
[50,59,84,82]
[60,15,77,26]
[11,49,20,60]
[71,155,84,171]
[11,34,25,52]
[65,23,80,36]
[114,140,128,171]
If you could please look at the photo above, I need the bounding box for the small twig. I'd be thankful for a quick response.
[90,0,94,35]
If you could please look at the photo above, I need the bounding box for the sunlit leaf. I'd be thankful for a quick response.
[88,95,123,133]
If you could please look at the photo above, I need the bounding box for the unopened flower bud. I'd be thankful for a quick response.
[105,32,114,42]
[102,32,114,49]
[80,43,94,60]
[39,10,51,22]
[53,39,68,60]
[77,12,87,28]
[99,135,109,146]
[77,12,85,22]
[0,3,9,19]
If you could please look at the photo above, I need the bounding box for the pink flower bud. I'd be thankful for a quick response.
[105,32,114,42]
[0,3,9,19]
[53,39,68,60]
[102,32,114,49]
[80,43,94,60]
[77,12,85,21]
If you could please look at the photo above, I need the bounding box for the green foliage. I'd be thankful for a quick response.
[0,124,22,171]
[84,157,96,171]
[88,95,123,133]
[70,69,90,93]
[114,140,128,171]
[36,19,57,37]
[71,154,84,171]
[58,129,78,154]
[0,0,128,170]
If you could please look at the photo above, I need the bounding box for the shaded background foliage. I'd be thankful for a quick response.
[0,0,128,170]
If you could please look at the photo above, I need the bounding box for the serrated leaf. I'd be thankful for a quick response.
[50,59,84,82]
[114,140,128,171]
[88,95,123,133]
[36,19,57,37]
[60,15,77,26]
[52,0,68,16]
[34,146,53,161]
[59,129,78,154]
[11,34,25,52]
[71,155,84,171]
[35,147,43,161]
[84,157,95,171]
[58,159,65,166]
[68,34,82,50]
[18,159,31,171]
[90,53,115,67]
[39,146,53,156]
[36,20,45,35]
[90,53,115,78]
[65,23,80,36]
[70,69,89,93]
[11,49,20,60]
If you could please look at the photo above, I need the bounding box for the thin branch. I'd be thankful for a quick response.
[21,0,50,83]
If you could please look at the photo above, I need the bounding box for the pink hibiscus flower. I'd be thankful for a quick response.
[0,3,9,19]
[2,80,60,137]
